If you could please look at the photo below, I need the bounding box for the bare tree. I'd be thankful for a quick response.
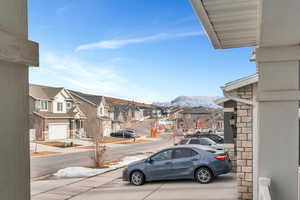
[90,137,107,168]
[90,118,107,168]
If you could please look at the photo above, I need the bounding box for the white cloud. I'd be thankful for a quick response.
[30,52,160,103]
[75,31,202,51]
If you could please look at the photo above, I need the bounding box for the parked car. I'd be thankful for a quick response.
[110,129,136,138]
[179,137,224,151]
[123,145,232,186]
[185,132,224,144]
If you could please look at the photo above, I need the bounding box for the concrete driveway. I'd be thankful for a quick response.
[71,174,237,200]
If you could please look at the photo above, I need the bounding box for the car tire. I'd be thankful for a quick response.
[195,167,213,184]
[130,171,145,186]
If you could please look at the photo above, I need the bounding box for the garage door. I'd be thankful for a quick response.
[48,124,68,140]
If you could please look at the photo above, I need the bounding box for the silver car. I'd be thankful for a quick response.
[122,145,232,186]
[183,138,224,151]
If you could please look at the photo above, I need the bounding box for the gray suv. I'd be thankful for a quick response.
[123,145,232,186]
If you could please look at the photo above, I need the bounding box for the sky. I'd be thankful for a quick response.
[28,0,256,103]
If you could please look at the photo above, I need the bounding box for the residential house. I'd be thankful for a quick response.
[190,0,300,198]
[105,97,151,122]
[176,107,223,132]
[29,84,86,141]
[167,107,183,120]
[216,74,258,199]
[69,90,112,138]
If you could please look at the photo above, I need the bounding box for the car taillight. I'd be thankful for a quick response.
[213,155,227,161]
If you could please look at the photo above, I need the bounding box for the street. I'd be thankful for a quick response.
[31,132,173,179]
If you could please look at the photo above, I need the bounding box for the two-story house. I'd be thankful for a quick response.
[29,84,86,141]
[69,90,113,137]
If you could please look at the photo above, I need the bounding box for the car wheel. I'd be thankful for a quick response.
[130,171,145,186]
[195,167,212,184]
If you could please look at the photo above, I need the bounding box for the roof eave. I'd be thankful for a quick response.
[223,74,258,92]
[214,97,230,106]
[190,0,222,49]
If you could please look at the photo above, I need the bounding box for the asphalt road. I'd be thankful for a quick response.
[31,133,173,179]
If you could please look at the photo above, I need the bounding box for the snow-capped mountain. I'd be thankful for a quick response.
[153,96,221,108]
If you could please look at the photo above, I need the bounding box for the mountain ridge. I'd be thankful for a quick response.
[153,96,221,108]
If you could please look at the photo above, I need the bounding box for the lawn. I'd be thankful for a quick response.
[36,141,82,148]
[30,151,60,157]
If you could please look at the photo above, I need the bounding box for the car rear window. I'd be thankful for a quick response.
[189,139,200,144]
[172,148,197,159]
[199,138,210,145]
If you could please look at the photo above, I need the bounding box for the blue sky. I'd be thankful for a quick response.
[28,0,255,103]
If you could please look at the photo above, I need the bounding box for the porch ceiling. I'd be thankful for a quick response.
[190,0,259,49]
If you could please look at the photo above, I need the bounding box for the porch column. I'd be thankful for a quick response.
[256,46,300,200]
[223,101,237,172]
[256,0,300,198]
[71,119,75,138]
[0,0,39,199]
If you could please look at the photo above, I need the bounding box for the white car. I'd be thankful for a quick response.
[183,137,224,151]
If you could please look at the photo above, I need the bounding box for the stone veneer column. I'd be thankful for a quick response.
[236,85,253,200]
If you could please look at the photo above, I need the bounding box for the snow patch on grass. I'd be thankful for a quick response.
[53,155,148,178]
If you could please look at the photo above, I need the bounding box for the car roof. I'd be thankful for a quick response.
[168,144,214,151]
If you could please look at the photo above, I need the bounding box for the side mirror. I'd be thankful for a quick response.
[146,158,153,163]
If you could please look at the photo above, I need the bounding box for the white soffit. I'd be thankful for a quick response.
[190,0,258,49]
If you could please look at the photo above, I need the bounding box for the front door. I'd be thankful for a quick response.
[146,149,173,181]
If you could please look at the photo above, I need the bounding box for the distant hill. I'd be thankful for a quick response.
[153,96,221,108]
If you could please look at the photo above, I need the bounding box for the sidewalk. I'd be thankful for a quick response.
[31,168,123,200]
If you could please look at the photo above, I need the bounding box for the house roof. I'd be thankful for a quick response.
[190,0,258,49]
[214,97,231,106]
[29,84,64,100]
[105,97,152,108]
[181,107,212,115]
[70,90,152,109]
[34,105,86,119]
[69,90,105,106]
[222,74,258,92]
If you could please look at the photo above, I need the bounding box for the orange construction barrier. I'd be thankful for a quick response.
[151,129,157,137]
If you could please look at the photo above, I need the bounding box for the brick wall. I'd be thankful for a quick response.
[236,85,253,200]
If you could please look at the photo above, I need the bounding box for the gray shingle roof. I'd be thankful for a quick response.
[69,90,104,105]
[29,84,63,100]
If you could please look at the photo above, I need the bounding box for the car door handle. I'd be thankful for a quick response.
[165,162,172,165]
[191,158,198,161]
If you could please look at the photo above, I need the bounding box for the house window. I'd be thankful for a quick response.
[67,102,72,109]
[57,102,63,112]
[40,100,48,111]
